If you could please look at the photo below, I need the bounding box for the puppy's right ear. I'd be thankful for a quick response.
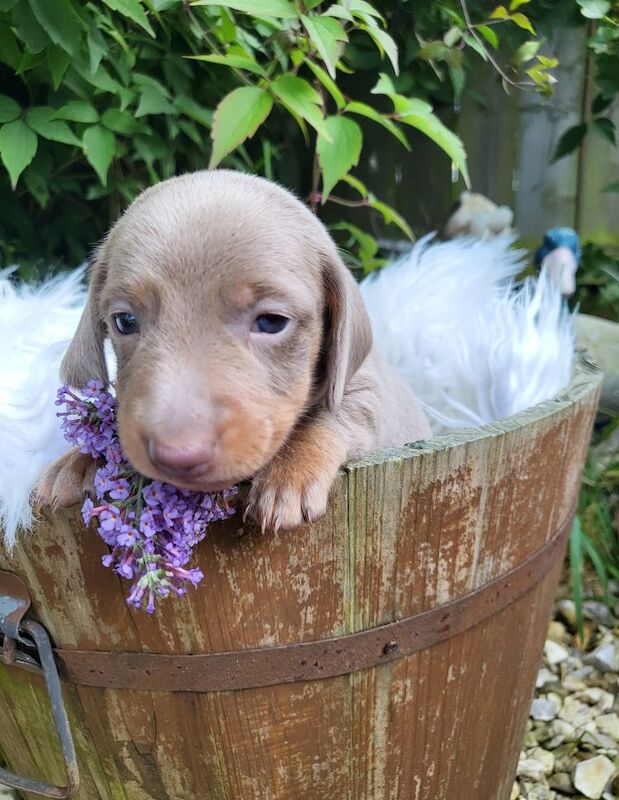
[60,246,109,388]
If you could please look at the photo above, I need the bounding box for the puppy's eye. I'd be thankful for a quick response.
[113,312,139,335]
[252,314,289,334]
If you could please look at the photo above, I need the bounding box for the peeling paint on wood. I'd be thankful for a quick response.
[0,354,602,800]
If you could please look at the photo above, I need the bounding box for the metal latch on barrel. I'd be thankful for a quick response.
[0,569,79,798]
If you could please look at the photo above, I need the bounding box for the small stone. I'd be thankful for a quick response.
[584,601,614,628]
[584,644,619,673]
[532,694,562,722]
[538,667,559,689]
[545,640,570,666]
[521,784,553,800]
[557,598,578,630]
[518,758,547,781]
[573,755,616,799]
[595,714,619,741]
[563,673,587,692]
[549,772,573,793]
[529,748,555,776]
[510,782,520,800]
[559,696,594,727]
[581,730,618,751]
[548,620,570,645]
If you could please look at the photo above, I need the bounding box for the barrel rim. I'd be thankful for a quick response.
[346,349,602,471]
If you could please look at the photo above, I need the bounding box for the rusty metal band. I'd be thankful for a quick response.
[54,513,573,693]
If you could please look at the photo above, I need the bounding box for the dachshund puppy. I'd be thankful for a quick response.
[37,171,430,531]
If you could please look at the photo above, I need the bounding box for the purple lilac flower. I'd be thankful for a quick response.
[56,382,237,613]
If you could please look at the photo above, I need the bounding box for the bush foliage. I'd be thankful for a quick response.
[0,0,548,273]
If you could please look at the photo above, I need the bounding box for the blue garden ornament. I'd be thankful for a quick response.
[535,227,581,297]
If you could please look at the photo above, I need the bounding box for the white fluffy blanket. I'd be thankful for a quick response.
[0,235,573,548]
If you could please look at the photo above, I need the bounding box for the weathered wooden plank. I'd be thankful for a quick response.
[0,354,601,799]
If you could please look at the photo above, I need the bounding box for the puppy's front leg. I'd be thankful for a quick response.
[34,448,98,512]
[247,414,348,532]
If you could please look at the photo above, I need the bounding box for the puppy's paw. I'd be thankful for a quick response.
[246,468,333,533]
[34,449,98,512]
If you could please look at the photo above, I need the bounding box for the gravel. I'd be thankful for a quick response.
[512,584,619,800]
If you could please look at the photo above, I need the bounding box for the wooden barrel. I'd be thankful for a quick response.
[0,354,601,800]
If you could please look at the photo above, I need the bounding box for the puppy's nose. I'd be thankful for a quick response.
[148,439,215,476]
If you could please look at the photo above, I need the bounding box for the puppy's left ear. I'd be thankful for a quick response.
[319,246,373,412]
[61,242,110,388]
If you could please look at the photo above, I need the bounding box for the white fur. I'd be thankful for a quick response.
[0,268,86,547]
[361,234,573,431]
[0,235,573,547]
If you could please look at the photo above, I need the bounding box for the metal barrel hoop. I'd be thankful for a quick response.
[0,570,79,799]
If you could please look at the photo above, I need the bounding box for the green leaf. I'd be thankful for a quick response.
[29,0,83,56]
[345,101,409,149]
[304,59,345,109]
[0,120,38,188]
[83,125,116,184]
[510,12,535,33]
[477,25,498,49]
[25,107,81,146]
[361,24,399,74]
[368,197,413,239]
[24,159,50,208]
[510,0,529,8]
[175,95,213,128]
[443,26,462,48]
[317,115,362,199]
[209,86,273,168]
[0,22,21,70]
[136,86,177,117]
[398,107,469,186]
[592,94,613,115]
[271,75,328,136]
[301,15,347,78]
[603,180,619,193]
[52,101,99,124]
[87,26,107,73]
[570,518,585,641]
[178,119,202,146]
[102,108,143,135]
[489,5,510,20]
[553,124,587,161]
[592,116,616,145]
[512,39,540,66]
[101,0,155,35]
[371,73,397,96]
[189,53,266,76]
[0,95,20,124]
[323,4,353,22]
[191,0,298,18]
[47,45,71,90]
[342,173,368,196]
[349,0,383,20]
[0,0,19,9]
[577,0,610,18]
[13,0,48,53]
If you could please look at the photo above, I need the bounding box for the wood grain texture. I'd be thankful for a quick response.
[0,353,602,800]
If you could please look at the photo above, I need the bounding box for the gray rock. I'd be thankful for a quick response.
[583,602,615,628]
[584,643,619,674]
[518,758,547,781]
[549,772,574,793]
[573,755,616,799]
[532,694,563,722]
[545,639,570,666]
[596,714,619,741]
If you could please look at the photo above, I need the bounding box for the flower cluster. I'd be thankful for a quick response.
[56,381,236,613]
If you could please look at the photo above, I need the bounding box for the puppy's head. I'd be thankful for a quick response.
[62,171,372,490]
